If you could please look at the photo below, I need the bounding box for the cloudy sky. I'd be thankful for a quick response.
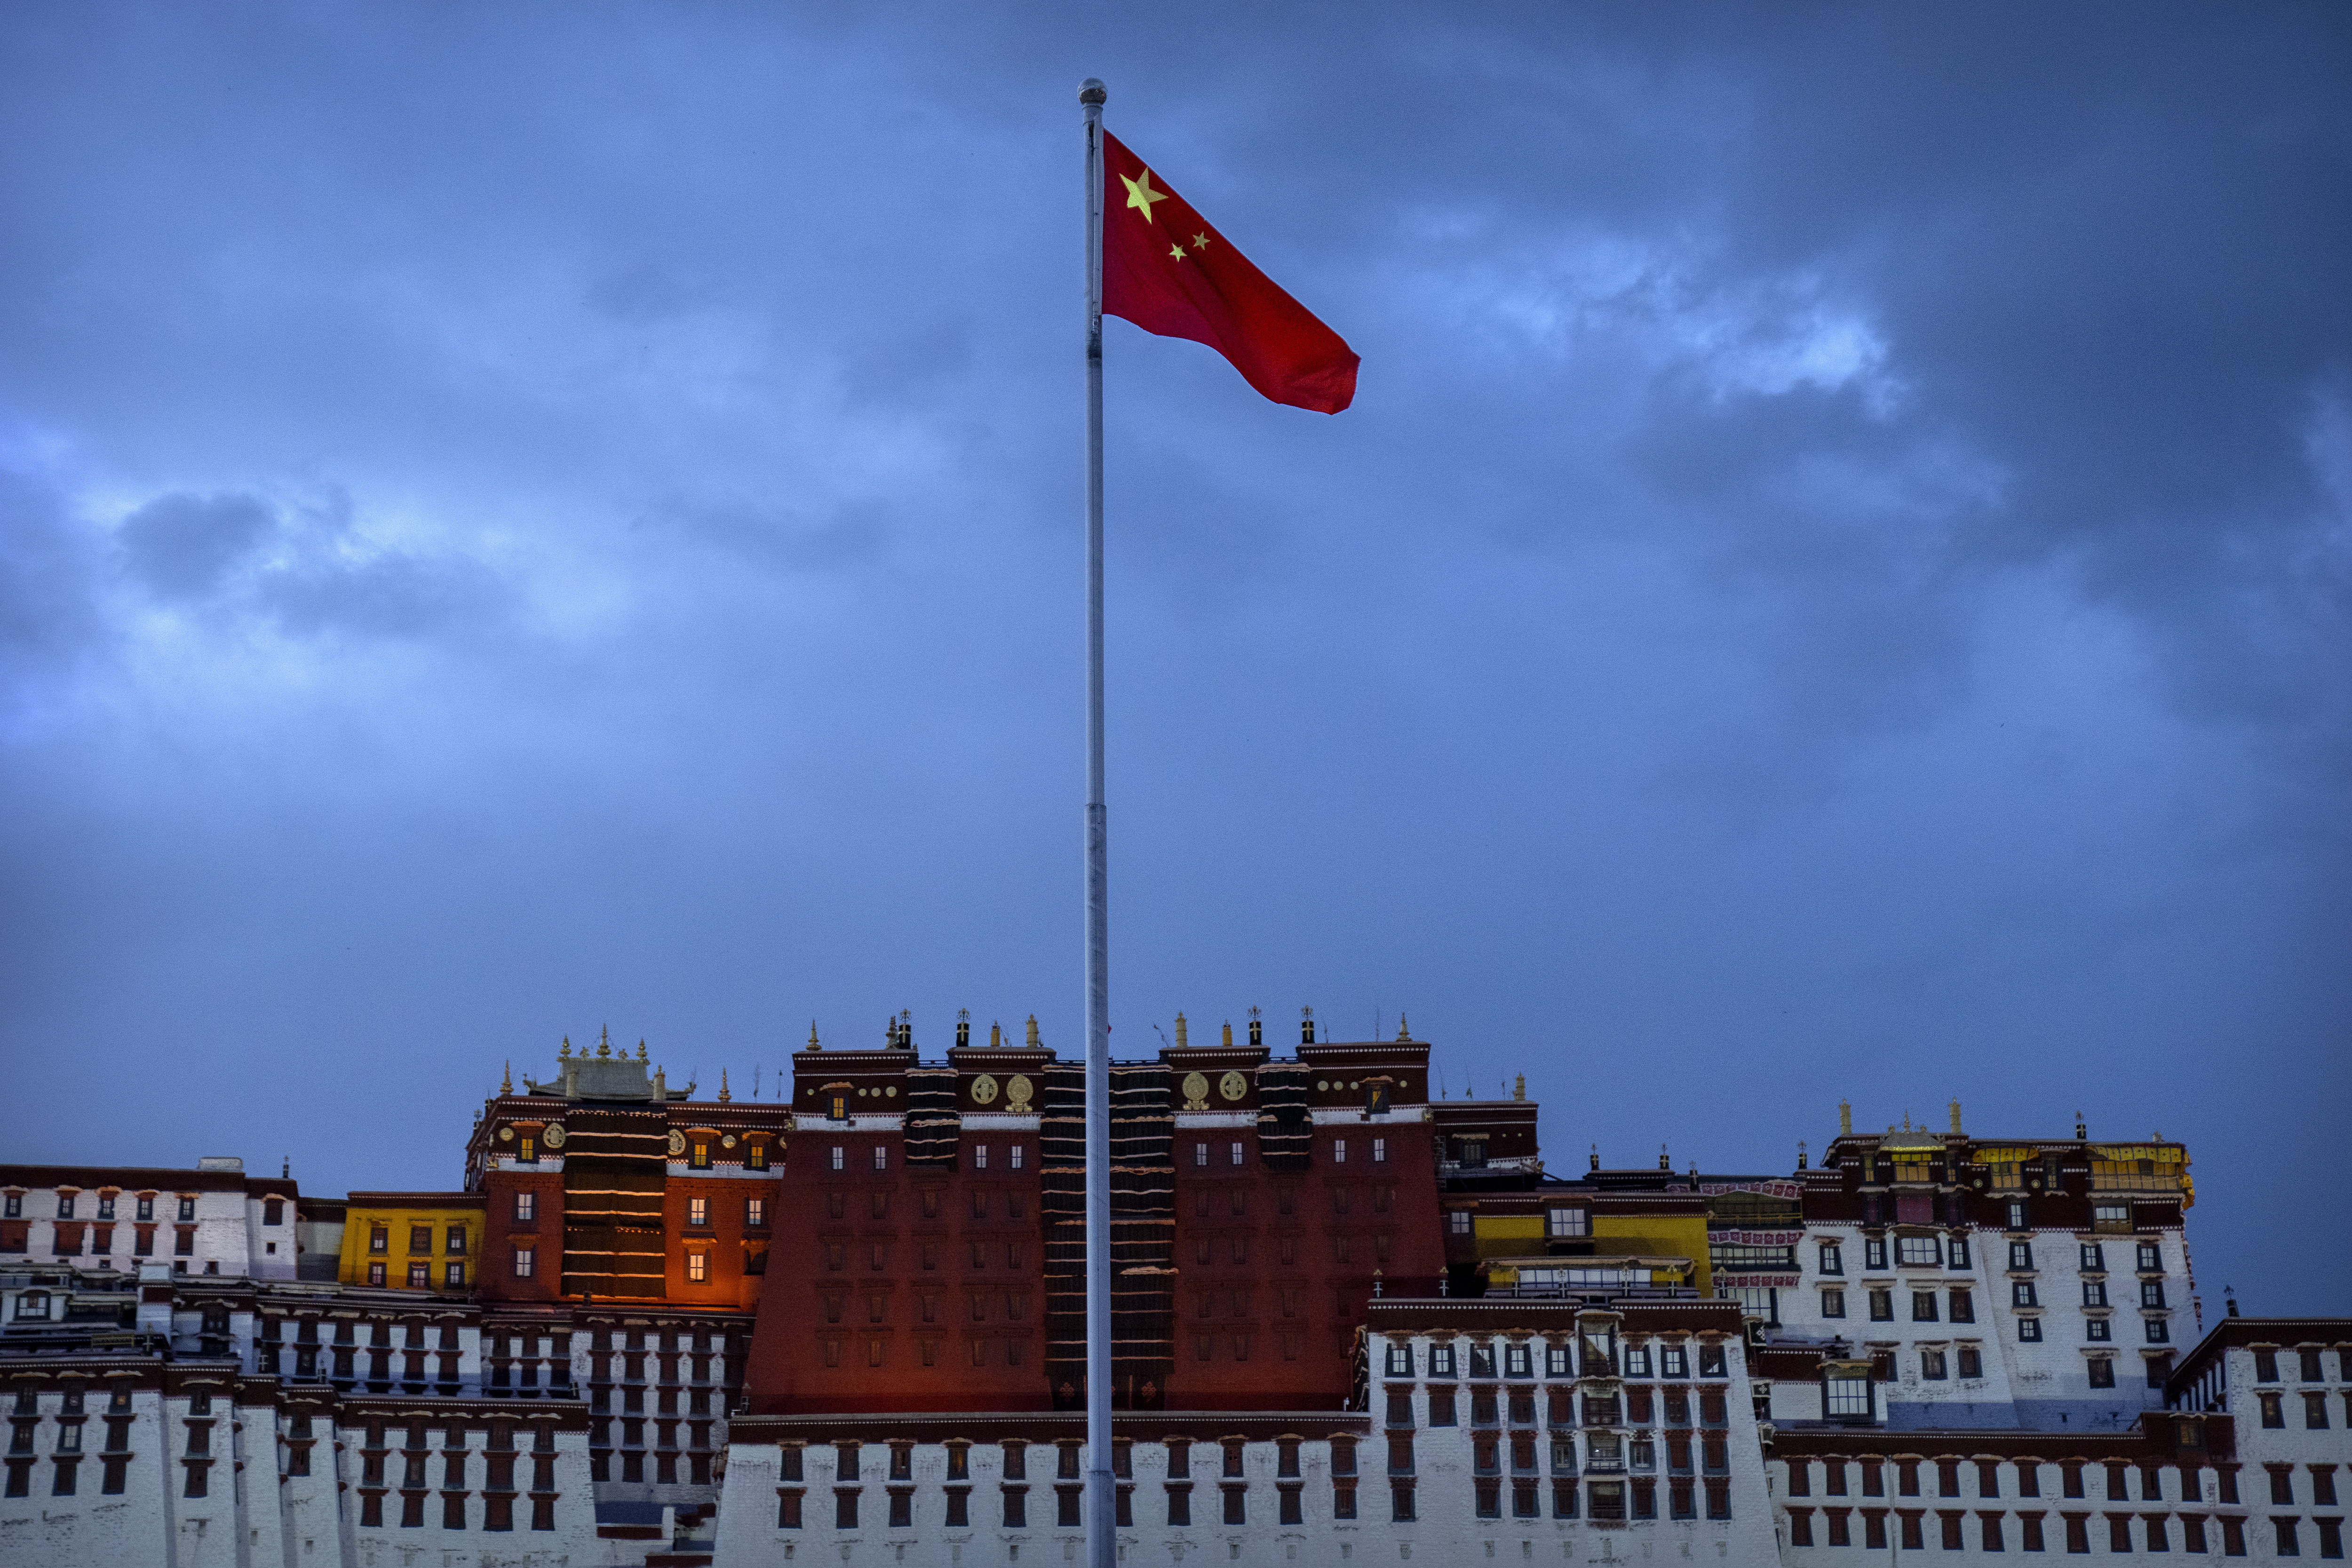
[2,5,2345,1313]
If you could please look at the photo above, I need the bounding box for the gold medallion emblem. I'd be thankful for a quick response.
[971,1073,1000,1106]
[667,1129,686,1156]
[1218,1070,1248,1103]
[1005,1074,1034,1112]
[542,1124,564,1149]
[1181,1070,1210,1110]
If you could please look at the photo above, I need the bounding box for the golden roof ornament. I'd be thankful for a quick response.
[597,1026,612,1059]
[990,1021,1002,1047]
[1396,1014,1410,1042]
[559,1036,572,1060]
[1222,1021,1233,1047]
[1025,1014,1040,1048]
[1512,1074,1526,1101]
[637,1039,649,1061]
[718,1069,731,1103]
[808,1020,820,1050]
[1173,1012,1188,1049]
[501,1061,512,1095]
[1838,1099,1852,1135]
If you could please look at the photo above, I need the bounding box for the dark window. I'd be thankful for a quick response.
[2088,1359,2115,1389]
[1002,1489,1025,1528]
[834,1491,858,1530]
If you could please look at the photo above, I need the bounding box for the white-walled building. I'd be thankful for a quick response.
[1,1160,302,1282]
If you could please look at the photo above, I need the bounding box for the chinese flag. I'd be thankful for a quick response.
[1102,132,1359,414]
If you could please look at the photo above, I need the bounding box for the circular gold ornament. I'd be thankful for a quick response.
[1218,1070,1248,1102]
[498,1126,514,1142]
[1005,1075,1034,1111]
[542,1124,565,1148]
[1181,1071,1209,1107]
[721,1134,737,1148]
[667,1129,687,1156]
[971,1074,1000,1105]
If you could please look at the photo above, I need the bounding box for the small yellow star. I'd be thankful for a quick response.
[1169,243,1186,261]
[1120,169,1169,222]
[1192,233,1209,251]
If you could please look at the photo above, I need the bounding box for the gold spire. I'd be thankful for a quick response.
[1838,1098,1852,1135]
[1949,1099,1963,1135]
[718,1069,731,1103]
[501,1060,512,1094]
[559,1036,572,1060]
[1512,1074,1526,1101]
[809,1020,820,1051]
[1173,1012,1188,1050]
[1396,1013,1410,1042]
[637,1039,649,1061]
[1222,1021,1233,1047]
[597,1026,612,1059]
[990,1021,1002,1047]
[1025,1014,1040,1048]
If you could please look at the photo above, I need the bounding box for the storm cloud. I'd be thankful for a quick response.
[1,3,2345,1312]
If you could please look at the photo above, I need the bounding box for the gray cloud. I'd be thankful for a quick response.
[0,2,2344,1313]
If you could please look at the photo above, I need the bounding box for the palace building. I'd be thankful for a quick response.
[1,1018,2344,1568]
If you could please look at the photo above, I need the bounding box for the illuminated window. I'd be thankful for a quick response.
[691,1142,711,1171]
[686,1252,708,1284]
[687,1198,708,1228]
[512,1247,534,1279]
[517,1136,536,1163]
[1009,1145,1024,1170]
[514,1192,535,1222]
[1548,1208,1588,1239]
[745,1141,768,1171]
[745,1198,766,1228]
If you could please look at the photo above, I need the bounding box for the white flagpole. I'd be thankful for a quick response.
[1078,75,1115,1568]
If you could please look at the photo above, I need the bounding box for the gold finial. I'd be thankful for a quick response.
[637,1039,649,1061]
[718,1069,731,1103]
[1396,1014,1410,1042]
[1173,1012,1188,1050]
[501,1061,512,1094]
[1512,1074,1526,1102]
[597,1026,612,1059]
[990,1021,1002,1047]
[1838,1098,1852,1135]
[1025,1014,1040,1048]
[809,1020,820,1051]
[1222,1021,1233,1047]
[1948,1099,1962,1135]
[559,1036,572,1060]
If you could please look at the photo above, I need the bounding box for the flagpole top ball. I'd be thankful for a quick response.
[1079,78,1107,106]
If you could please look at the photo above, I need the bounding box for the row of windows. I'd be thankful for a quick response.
[2259,1392,2348,1430]
[367,1224,469,1256]
[1784,1506,2335,1557]
[365,1261,468,1289]
[1385,1384,1732,1431]
[1381,1340,1729,1380]
[1812,1237,2169,1276]
[2257,1348,2352,1385]
[3,1194,222,1224]
[1784,1454,2288,1505]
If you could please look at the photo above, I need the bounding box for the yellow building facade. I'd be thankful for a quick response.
[337,1191,486,1292]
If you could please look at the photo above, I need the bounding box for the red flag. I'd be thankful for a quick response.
[1101,132,1359,414]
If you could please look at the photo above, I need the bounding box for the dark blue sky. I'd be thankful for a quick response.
[2,5,2345,1313]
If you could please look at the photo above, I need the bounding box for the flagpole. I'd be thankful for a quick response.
[1078,74,1114,1568]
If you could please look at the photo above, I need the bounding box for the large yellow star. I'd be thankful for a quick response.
[1121,169,1169,223]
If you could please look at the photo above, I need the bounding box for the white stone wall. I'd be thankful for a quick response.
[0,1382,175,1568]
[1770,1221,2191,1431]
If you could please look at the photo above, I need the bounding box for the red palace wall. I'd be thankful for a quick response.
[746,1121,1050,1414]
